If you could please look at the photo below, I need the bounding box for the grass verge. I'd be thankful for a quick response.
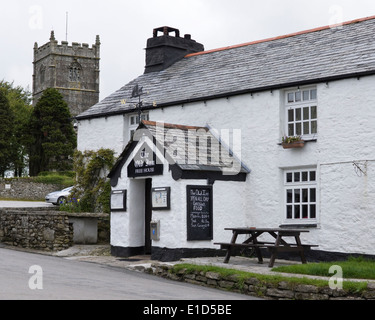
[272,256,375,280]
[171,263,368,293]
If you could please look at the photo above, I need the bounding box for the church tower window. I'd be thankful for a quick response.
[69,62,82,82]
[39,65,46,85]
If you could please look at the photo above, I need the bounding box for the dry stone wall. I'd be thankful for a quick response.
[0,179,62,201]
[144,263,375,301]
[0,208,73,251]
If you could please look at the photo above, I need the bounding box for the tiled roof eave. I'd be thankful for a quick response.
[76,68,375,120]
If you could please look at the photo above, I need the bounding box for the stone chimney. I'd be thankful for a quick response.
[144,26,204,74]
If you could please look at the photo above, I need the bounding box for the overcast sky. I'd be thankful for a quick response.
[2,0,375,101]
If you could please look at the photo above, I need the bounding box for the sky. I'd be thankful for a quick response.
[2,0,375,101]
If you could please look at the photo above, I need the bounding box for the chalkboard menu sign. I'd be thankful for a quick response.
[187,185,213,241]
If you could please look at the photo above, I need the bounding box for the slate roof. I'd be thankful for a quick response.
[143,121,249,174]
[77,16,375,120]
[108,121,250,185]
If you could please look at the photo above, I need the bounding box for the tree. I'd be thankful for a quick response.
[0,81,33,177]
[29,88,77,176]
[0,89,15,177]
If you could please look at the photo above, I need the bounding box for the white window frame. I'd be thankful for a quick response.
[129,113,149,139]
[284,168,318,224]
[285,87,318,140]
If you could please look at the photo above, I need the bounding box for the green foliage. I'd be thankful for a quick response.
[0,89,15,177]
[28,88,77,176]
[0,80,32,177]
[282,135,303,144]
[59,197,81,213]
[272,256,375,280]
[33,171,75,186]
[72,149,115,213]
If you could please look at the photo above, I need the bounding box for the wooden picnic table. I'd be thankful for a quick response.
[215,227,318,268]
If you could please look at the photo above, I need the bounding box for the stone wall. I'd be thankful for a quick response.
[0,208,73,251]
[0,208,110,251]
[0,179,63,201]
[143,263,375,300]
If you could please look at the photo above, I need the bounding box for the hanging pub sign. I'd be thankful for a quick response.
[127,143,164,178]
[187,185,213,241]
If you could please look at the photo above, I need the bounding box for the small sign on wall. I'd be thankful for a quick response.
[111,190,127,212]
[152,187,171,210]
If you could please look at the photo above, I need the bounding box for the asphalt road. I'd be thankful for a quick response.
[0,201,53,208]
[0,247,260,301]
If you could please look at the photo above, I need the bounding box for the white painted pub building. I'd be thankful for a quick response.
[76,20,375,261]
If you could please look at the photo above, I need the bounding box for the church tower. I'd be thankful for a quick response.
[32,31,100,117]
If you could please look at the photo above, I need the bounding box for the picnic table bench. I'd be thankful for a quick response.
[215,227,318,268]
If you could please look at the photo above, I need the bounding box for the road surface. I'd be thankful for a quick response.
[0,201,53,208]
[0,247,260,301]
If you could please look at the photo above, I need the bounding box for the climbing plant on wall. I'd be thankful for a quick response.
[73,148,115,213]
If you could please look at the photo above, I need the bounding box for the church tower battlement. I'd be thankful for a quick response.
[33,31,100,117]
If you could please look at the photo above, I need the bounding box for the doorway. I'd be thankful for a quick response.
[144,178,152,254]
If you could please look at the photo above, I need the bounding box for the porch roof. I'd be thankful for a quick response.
[108,120,250,186]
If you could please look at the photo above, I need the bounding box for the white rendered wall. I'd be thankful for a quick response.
[77,115,126,156]
[148,76,375,255]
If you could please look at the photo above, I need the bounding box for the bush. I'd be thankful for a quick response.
[72,149,115,213]
[33,171,75,186]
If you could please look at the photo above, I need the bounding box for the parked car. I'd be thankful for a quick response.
[45,186,74,205]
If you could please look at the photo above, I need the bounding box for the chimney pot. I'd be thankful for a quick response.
[145,27,204,73]
[153,26,181,38]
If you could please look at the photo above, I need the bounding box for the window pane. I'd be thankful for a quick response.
[287,189,293,203]
[294,205,300,219]
[287,206,293,219]
[310,188,316,202]
[302,189,308,202]
[295,91,301,102]
[294,189,300,203]
[288,93,294,103]
[302,172,308,181]
[311,106,317,119]
[296,123,302,135]
[310,204,316,219]
[294,172,300,182]
[303,107,310,120]
[310,171,316,181]
[295,108,301,121]
[288,124,294,136]
[303,90,310,101]
[130,117,135,125]
[302,205,308,218]
[311,89,317,100]
[288,109,294,122]
[286,173,293,183]
[311,121,317,134]
[303,122,310,135]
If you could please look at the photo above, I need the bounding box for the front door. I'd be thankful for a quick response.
[144,178,152,254]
